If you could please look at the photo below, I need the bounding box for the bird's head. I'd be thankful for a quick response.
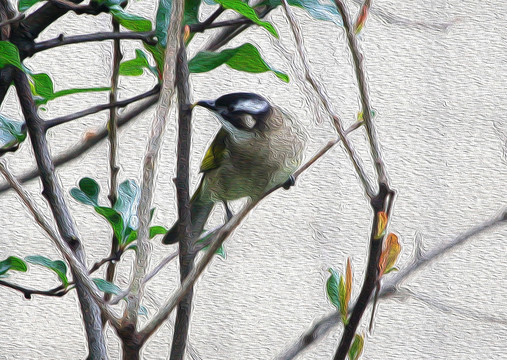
[194,93,273,133]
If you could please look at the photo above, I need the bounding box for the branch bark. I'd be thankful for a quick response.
[169,37,194,360]
[12,69,110,359]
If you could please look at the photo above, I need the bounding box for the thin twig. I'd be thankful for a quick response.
[275,209,506,360]
[190,17,253,33]
[0,279,68,299]
[334,0,388,186]
[280,0,375,199]
[103,18,122,308]
[28,31,156,57]
[204,3,274,51]
[44,86,160,129]
[188,6,224,33]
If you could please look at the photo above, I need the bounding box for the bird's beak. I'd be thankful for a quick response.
[193,100,216,111]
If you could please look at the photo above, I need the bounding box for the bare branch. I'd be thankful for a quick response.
[0,12,24,29]
[28,31,156,57]
[280,0,375,199]
[45,86,160,129]
[0,279,68,299]
[170,36,194,360]
[12,70,120,351]
[103,19,122,308]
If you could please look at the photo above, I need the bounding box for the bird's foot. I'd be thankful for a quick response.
[283,175,296,190]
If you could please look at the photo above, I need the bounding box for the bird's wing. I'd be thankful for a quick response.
[200,128,227,173]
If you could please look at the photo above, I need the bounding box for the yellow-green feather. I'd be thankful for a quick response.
[200,128,227,173]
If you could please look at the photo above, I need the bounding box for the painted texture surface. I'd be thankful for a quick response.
[0,0,506,359]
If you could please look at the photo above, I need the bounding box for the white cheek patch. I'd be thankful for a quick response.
[233,99,268,114]
[241,114,256,129]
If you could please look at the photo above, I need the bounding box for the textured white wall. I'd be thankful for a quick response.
[0,0,506,359]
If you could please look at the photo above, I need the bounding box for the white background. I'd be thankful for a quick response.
[0,0,506,359]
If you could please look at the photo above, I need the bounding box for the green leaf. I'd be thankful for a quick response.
[119,49,157,77]
[348,334,364,360]
[95,206,124,242]
[18,0,42,11]
[110,5,153,32]
[29,72,110,105]
[144,43,165,74]
[126,244,138,252]
[215,0,278,37]
[149,226,167,238]
[188,43,289,82]
[79,178,100,204]
[0,256,27,276]
[114,179,140,239]
[0,115,26,154]
[70,177,100,206]
[0,41,22,70]
[124,227,137,246]
[93,278,122,295]
[261,0,342,26]
[25,255,68,287]
[326,268,341,312]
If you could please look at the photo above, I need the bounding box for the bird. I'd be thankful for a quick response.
[162,92,306,245]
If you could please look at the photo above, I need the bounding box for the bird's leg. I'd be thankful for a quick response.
[282,175,296,190]
[223,201,234,221]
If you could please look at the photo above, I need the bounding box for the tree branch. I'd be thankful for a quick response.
[44,85,160,129]
[12,69,116,358]
[27,31,156,57]
[204,2,274,51]
[103,18,122,309]
[0,12,24,29]
[169,37,194,360]
[0,279,68,299]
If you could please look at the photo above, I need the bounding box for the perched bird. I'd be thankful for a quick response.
[162,92,306,245]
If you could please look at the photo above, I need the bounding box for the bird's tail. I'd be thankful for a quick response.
[162,179,214,245]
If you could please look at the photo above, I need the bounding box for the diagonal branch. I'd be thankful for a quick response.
[44,85,160,129]
[0,158,121,330]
